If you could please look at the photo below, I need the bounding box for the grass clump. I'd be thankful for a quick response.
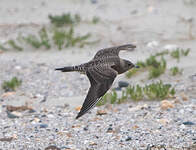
[126,55,167,79]
[53,30,66,50]
[0,43,8,51]
[97,81,175,106]
[170,49,180,61]
[92,16,100,24]
[49,13,81,27]
[126,84,143,101]
[148,57,166,79]
[23,27,51,49]
[53,27,92,49]
[170,48,190,61]
[181,48,190,56]
[7,40,23,51]
[2,77,22,92]
[143,81,174,100]
[170,66,182,76]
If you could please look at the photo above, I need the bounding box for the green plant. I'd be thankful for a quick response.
[0,43,8,51]
[109,90,118,104]
[53,30,66,50]
[92,16,100,24]
[170,49,180,61]
[143,81,172,100]
[148,57,166,79]
[65,26,91,48]
[49,13,80,27]
[126,84,144,101]
[2,77,22,92]
[170,88,176,96]
[7,40,23,51]
[181,48,190,56]
[117,90,128,104]
[23,34,42,48]
[155,50,169,57]
[96,94,108,106]
[170,66,182,76]
[39,27,51,49]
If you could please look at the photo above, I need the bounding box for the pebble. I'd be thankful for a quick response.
[40,124,48,128]
[163,44,178,50]
[147,41,159,48]
[183,121,195,126]
[6,111,22,118]
[118,81,129,88]
[125,136,132,141]
[160,100,174,110]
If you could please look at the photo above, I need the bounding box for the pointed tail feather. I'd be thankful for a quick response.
[55,66,74,72]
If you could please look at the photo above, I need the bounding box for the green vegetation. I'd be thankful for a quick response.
[7,40,23,51]
[126,48,190,79]
[97,81,175,106]
[126,84,144,101]
[170,49,180,61]
[143,81,174,100]
[126,55,166,79]
[52,27,92,50]
[170,66,182,76]
[0,13,98,51]
[181,48,190,56]
[92,16,100,24]
[0,43,8,51]
[48,13,81,27]
[2,77,22,92]
[170,48,190,61]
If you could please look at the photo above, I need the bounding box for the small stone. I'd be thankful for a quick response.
[45,145,61,150]
[147,41,159,48]
[125,136,132,141]
[40,124,48,128]
[1,92,15,98]
[180,92,189,101]
[96,110,107,116]
[15,66,22,70]
[158,119,169,125]
[163,44,178,50]
[75,106,81,111]
[90,0,97,4]
[107,127,113,133]
[183,121,195,126]
[132,125,139,129]
[160,100,174,110]
[7,111,22,118]
[47,114,55,118]
[32,118,40,123]
[83,127,88,131]
[118,81,129,88]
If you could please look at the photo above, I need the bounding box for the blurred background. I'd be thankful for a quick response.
[0,0,196,149]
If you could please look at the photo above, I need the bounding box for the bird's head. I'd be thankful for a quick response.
[122,59,139,72]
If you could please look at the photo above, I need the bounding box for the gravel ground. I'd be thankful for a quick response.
[0,98,195,150]
[0,0,196,149]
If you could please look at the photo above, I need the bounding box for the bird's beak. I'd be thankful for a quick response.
[130,44,136,48]
[134,65,140,68]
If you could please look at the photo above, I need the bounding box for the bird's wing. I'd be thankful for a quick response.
[76,66,117,119]
[93,44,136,60]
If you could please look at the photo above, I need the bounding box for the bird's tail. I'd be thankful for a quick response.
[55,66,75,72]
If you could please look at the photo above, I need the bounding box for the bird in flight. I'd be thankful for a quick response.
[55,44,138,119]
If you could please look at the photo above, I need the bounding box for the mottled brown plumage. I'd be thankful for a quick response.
[55,44,137,119]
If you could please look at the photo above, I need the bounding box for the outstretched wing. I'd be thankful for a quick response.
[93,44,136,60]
[76,66,117,119]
